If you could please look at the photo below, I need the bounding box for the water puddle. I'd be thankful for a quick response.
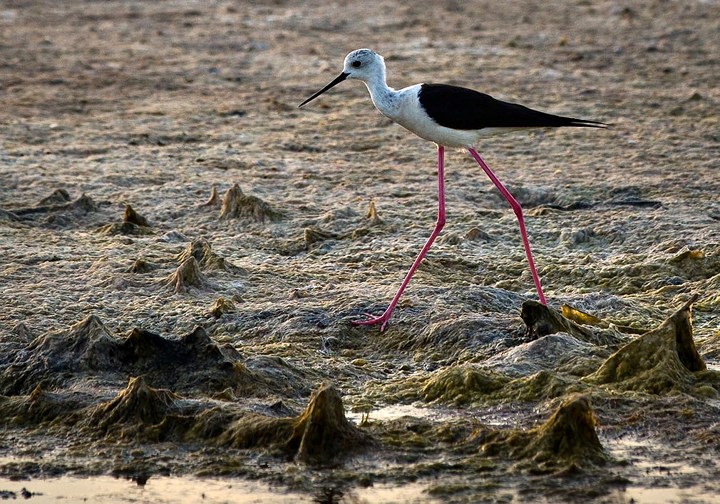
[620,486,720,504]
[603,435,719,504]
[0,476,435,503]
[346,403,519,428]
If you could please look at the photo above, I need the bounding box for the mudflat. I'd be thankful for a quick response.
[1,1,719,502]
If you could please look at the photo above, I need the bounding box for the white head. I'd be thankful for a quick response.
[341,48,386,82]
[299,48,386,107]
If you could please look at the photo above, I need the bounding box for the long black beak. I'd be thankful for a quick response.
[298,72,349,108]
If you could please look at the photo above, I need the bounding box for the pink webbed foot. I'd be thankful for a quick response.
[352,311,392,332]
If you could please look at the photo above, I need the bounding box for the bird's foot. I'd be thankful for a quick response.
[352,311,392,332]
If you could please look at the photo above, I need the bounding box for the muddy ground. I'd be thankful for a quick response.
[1,0,719,502]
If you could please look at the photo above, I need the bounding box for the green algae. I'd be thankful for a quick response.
[501,370,587,403]
[478,394,607,472]
[421,365,587,407]
[561,304,648,335]
[422,366,509,406]
[585,295,714,396]
[88,376,181,440]
[217,383,374,465]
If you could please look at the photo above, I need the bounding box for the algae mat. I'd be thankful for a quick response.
[1,0,719,502]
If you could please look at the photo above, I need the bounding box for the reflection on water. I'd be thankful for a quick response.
[1,460,719,503]
[0,476,436,504]
[0,476,309,503]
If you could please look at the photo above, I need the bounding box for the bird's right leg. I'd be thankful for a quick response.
[353,145,447,331]
[467,147,547,305]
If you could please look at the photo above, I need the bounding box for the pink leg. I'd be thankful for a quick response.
[467,148,547,305]
[354,145,447,331]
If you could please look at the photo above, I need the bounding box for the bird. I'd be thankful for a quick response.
[299,48,607,331]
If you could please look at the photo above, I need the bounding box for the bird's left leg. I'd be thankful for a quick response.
[467,148,547,305]
[353,145,447,331]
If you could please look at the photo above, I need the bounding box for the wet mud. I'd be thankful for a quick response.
[1,0,719,502]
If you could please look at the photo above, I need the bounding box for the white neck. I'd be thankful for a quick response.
[361,71,400,118]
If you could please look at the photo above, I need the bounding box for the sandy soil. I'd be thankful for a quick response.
[1,0,719,502]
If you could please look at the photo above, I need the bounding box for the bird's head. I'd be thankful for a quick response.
[299,48,385,108]
[342,48,385,82]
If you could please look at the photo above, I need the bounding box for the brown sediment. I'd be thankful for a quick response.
[176,238,239,272]
[202,185,220,207]
[166,256,207,293]
[585,295,711,395]
[128,257,155,273]
[219,183,281,222]
[123,204,150,227]
[209,297,236,318]
[366,200,382,225]
[304,226,340,249]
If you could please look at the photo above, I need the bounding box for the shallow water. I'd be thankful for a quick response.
[2,475,718,504]
[0,476,435,504]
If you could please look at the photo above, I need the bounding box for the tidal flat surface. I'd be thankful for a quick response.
[1,0,719,502]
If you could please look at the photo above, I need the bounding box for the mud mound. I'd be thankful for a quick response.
[209,297,236,318]
[0,385,88,427]
[11,191,98,217]
[98,202,151,235]
[483,334,608,377]
[176,238,238,272]
[117,327,261,395]
[217,412,295,450]
[166,257,208,293]
[219,183,281,222]
[123,204,150,227]
[585,295,709,395]
[303,226,340,250]
[520,301,625,347]
[1,316,265,397]
[481,394,607,471]
[1,315,122,395]
[88,376,180,438]
[288,383,373,464]
[219,383,373,465]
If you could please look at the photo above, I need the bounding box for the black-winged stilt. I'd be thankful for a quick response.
[299,48,607,331]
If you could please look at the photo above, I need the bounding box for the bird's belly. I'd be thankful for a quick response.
[394,115,511,148]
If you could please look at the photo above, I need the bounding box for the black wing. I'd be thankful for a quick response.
[418,83,606,130]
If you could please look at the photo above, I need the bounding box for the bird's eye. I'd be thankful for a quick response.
[351,60,362,68]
